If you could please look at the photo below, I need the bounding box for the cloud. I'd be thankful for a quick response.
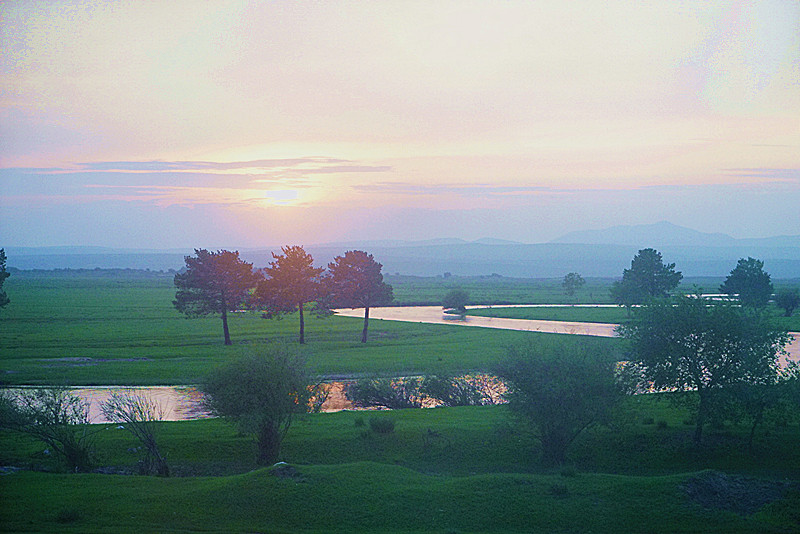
[351,181,556,197]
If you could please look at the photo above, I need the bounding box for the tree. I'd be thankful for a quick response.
[254,246,324,344]
[495,340,621,465]
[173,249,257,346]
[442,288,469,315]
[325,250,393,343]
[775,288,800,317]
[562,272,585,297]
[101,390,169,476]
[720,257,773,308]
[201,345,311,464]
[610,248,682,306]
[617,296,790,444]
[0,248,10,311]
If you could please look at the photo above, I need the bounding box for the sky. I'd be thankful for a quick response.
[1,1,799,249]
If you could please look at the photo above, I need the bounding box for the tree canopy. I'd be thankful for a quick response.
[173,249,257,345]
[326,250,393,343]
[255,245,324,344]
[610,248,682,306]
[442,288,470,315]
[562,272,585,297]
[617,296,790,444]
[775,288,800,317]
[720,257,773,308]
[0,248,9,311]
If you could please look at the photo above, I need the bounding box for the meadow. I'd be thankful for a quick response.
[1,270,799,533]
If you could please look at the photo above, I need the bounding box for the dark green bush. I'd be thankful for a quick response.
[368,417,396,434]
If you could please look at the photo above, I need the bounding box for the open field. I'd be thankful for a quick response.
[0,273,622,385]
[2,271,799,533]
[2,399,799,533]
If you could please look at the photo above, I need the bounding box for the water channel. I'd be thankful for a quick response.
[35,305,800,423]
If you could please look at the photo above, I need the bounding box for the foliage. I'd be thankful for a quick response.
[610,248,682,306]
[101,390,169,476]
[774,288,800,317]
[442,287,469,314]
[174,249,258,345]
[345,377,424,409]
[0,248,10,310]
[562,272,585,297]
[720,257,773,308]
[325,250,394,343]
[2,387,97,472]
[419,375,498,406]
[495,340,622,465]
[617,296,790,444]
[254,245,325,344]
[201,345,311,464]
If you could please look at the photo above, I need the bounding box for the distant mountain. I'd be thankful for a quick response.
[551,221,800,249]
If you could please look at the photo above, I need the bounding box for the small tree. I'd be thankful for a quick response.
[442,288,469,315]
[101,390,169,476]
[611,248,682,306]
[562,272,585,297]
[325,250,393,343]
[174,249,258,345]
[201,346,311,464]
[255,245,324,344]
[617,296,790,444]
[3,387,97,472]
[495,341,621,465]
[345,377,423,409]
[774,288,800,317]
[720,257,773,308]
[419,375,496,407]
[0,248,10,311]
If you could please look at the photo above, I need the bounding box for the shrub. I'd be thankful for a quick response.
[368,417,395,434]
[495,340,622,466]
[3,387,98,472]
[419,375,497,407]
[345,378,423,409]
[101,390,169,476]
[201,345,311,465]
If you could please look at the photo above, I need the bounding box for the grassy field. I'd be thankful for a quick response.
[2,398,799,533]
[0,272,623,385]
[2,271,798,533]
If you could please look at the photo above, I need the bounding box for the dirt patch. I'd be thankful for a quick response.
[682,471,797,516]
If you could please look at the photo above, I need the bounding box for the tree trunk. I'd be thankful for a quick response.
[298,301,305,344]
[257,424,281,465]
[361,306,370,343]
[693,389,707,445]
[221,307,232,346]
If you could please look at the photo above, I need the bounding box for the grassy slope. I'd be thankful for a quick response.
[0,275,621,385]
[2,400,799,533]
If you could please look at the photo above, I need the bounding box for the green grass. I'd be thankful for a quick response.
[0,274,622,385]
[1,398,798,533]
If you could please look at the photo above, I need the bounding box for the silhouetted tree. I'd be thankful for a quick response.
[720,257,773,308]
[562,272,585,297]
[326,250,393,343]
[255,246,324,344]
[775,288,800,317]
[610,248,682,306]
[617,296,790,444]
[173,249,257,345]
[0,248,10,311]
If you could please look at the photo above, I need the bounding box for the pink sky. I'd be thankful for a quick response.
[1,1,798,248]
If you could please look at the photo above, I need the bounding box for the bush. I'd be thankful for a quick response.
[419,375,497,407]
[2,387,98,472]
[345,378,423,409]
[101,390,169,476]
[495,340,622,466]
[201,345,311,465]
[368,417,395,434]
